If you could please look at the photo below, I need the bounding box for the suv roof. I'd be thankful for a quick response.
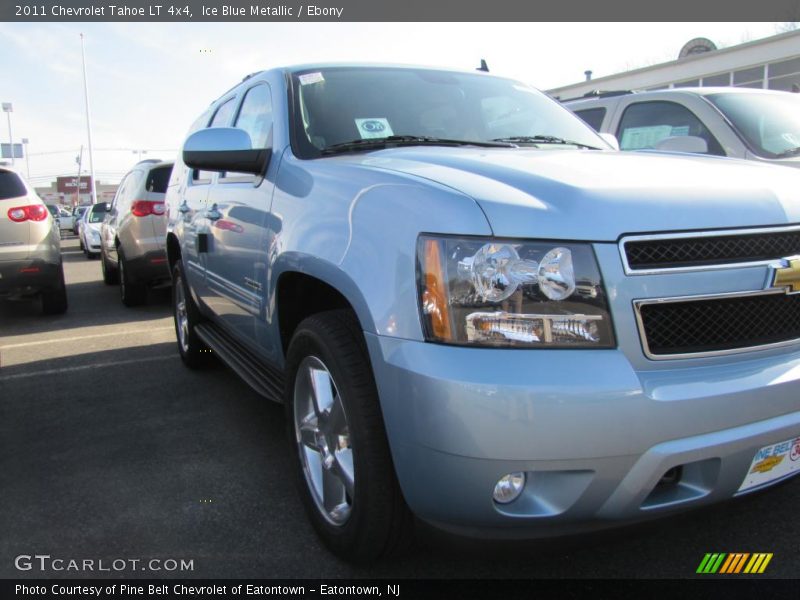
[564,86,788,107]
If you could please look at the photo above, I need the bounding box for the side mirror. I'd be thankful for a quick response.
[654,135,708,154]
[598,133,619,151]
[183,127,271,175]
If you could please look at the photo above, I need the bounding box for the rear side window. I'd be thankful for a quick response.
[573,108,606,132]
[616,101,725,156]
[0,171,27,200]
[145,165,173,193]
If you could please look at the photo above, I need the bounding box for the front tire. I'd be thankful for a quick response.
[172,260,208,369]
[285,310,412,563]
[101,248,118,285]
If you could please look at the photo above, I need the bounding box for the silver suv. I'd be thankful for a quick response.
[0,167,67,314]
[101,160,173,306]
[167,65,800,562]
[565,87,800,168]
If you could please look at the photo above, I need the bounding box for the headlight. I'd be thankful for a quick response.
[417,235,615,348]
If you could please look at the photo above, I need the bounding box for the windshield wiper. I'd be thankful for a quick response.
[491,135,602,150]
[321,135,516,155]
[775,146,800,158]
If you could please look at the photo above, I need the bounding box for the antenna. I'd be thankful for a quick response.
[477,59,489,72]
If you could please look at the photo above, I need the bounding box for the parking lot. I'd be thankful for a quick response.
[1,234,798,579]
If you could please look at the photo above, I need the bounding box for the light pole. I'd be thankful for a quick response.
[80,34,98,205]
[2,102,14,167]
[21,138,29,179]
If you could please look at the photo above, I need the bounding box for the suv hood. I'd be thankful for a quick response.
[342,148,800,240]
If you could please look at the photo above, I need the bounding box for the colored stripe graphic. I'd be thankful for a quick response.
[744,553,773,574]
[697,553,727,574]
[699,553,773,574]
[720,553,749,573]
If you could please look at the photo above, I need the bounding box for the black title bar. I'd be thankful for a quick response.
[3,0,800,22]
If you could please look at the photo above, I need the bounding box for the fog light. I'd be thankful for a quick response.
[493,472,526,504]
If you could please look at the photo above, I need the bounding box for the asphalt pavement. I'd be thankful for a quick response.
[1,236,798,579]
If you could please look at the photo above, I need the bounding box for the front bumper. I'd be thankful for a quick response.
[366,334,800,538]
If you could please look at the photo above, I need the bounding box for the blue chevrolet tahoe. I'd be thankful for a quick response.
[165,64,800,562]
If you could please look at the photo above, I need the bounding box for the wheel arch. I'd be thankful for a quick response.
[273,255,376,357]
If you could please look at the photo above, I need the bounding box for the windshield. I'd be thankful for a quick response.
[707,92,800,159]
[290,67,606,157]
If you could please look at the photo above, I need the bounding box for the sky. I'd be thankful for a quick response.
[0,21,790,188]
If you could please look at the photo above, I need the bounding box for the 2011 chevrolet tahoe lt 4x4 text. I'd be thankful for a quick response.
[165,64,800,562]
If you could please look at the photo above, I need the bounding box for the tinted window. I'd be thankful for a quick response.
[573,108,606,132]
[291,67,605,157]
[707,92,800,158]
[616,101,725,156]
[145,165,173,193]
[235,84,273,149]
[210,98,236,127]
[88,204,108,223]
[0,171,27,200]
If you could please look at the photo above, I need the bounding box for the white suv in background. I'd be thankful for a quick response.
[100,160,173,306]
[565,87,800,168]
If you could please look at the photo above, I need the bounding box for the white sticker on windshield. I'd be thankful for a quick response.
[299,72,324,85]
[355,118,394,139]
[619,125,673,150]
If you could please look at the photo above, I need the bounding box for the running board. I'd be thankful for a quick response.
[195,322,285,403]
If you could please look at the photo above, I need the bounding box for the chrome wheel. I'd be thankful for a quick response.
[293,356,354,526]
[174,279,189,354]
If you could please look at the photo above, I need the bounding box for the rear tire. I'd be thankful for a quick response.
[41,263,68,315]
[119,249,147,307]
[172,260,209,369]
[285,310,413,563]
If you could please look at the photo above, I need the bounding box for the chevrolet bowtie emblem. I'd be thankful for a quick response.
[769,256,800,294]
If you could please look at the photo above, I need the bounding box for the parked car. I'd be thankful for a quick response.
[564,87,800,167]
[72,205,88,235]
[45,204,62,237]
[47,204,74,231]
[78,202,108,259]
[1,168,67,314]
[100,160,173,306]
[167,64,800,562]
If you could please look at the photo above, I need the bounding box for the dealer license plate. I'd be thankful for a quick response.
[738,436,800,493]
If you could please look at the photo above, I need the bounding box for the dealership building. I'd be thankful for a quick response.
[35,176,118,206]
[549,29,800,100]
